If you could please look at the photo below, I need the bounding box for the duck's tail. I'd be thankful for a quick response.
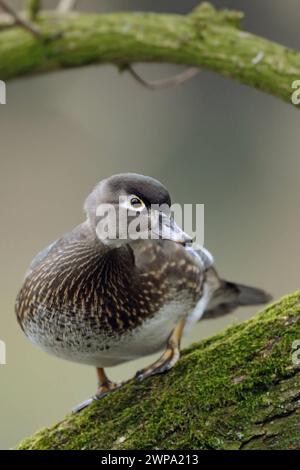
[202,279,272,320]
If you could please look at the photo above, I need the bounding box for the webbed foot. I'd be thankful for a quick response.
[73,368,123,413]
[135,319,185,382]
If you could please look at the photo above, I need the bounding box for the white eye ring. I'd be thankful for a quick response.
[129,195,144,209]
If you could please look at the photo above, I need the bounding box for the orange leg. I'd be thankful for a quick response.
[73,321,186,413]
[135,319,186,381]
[73,367,122,413]
[95,367,121,397]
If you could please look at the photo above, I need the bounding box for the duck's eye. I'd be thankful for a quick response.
[130,196,144,209]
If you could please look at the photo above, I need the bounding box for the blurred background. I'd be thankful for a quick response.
[0,0,299,450]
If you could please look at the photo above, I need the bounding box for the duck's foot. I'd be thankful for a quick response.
[73,381,123,413]
[95,380,123,399]
[135,319,185,382]
[135,345,180,382]
[72,397,95,413]
[73,367,123,413]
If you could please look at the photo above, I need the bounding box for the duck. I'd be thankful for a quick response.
[15,173,271,410]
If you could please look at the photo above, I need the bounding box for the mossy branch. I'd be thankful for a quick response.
[17,292,300,450]
[0,3,299,107]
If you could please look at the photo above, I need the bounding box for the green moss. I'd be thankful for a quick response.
[190,2,244,28]
[16,292,300,450]
[0,4,299,107]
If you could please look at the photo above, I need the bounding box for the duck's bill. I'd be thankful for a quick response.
[151,211,193,245]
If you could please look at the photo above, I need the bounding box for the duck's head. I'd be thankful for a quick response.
[84,173,192,247]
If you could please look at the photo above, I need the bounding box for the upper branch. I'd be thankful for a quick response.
[0,0,41,38]
[0,2,299,107]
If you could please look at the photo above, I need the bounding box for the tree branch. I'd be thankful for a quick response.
[16,291,300,450]
[126,65,200,90]
[0,2,299,107]
[0,0,41,38]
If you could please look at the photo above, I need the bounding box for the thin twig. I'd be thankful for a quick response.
[57,0,78,13]
[26,0,41,22]
[126,65,200,90]
[0,0,41,38]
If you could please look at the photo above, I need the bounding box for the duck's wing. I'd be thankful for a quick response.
[24,222,92,279]
[24,239,61,279]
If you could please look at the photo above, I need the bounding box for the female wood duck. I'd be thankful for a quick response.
[15,173,271,410]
